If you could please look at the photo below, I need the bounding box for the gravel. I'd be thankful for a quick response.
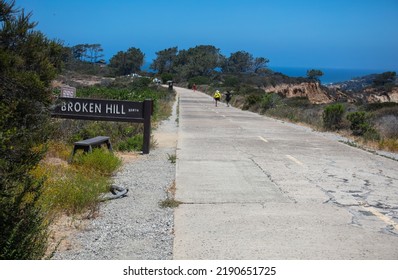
[52,101,178,260]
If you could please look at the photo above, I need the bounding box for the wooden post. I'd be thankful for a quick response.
[142,99,152,154]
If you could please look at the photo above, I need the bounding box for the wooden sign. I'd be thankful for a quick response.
[51,97,153,154]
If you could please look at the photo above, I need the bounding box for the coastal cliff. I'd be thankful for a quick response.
[262,82,333,104]
[262,80,398,105]
[326,73,398,104]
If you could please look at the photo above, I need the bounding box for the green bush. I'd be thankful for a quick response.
[0,177,50,260]
[323,103,345,130]
[363,102,398,112]
[243,94,261,110]
[284,96,311,107]
[76,85,172,122]
[260,93,282,111]
[117,134,143,152]
[41,148,122,216]
[73,148,122,176]
[363,127,380,142]
[50,169,109,216]
[1,1,64,260]
[223,75,240,87]
[35,163,110,217]
[347,111,370,136]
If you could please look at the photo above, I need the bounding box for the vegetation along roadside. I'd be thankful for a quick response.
[0,0,175,259]
[1,0,396,260]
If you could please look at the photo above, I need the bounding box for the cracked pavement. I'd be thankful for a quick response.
[173,87,398,259]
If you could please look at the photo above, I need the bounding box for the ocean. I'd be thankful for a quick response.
[142,62,394,85]
[271,66,395,85]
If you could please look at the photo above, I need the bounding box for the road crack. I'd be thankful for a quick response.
[249,158,297,203]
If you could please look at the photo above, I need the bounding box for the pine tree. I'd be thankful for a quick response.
[0,0,63,259]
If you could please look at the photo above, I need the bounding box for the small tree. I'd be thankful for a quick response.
[347,111,380,140]
[307,69,324,82]
[150,46,178,74]
[347,111,369,136]
[222,51,269,74]
[322,103,345,130]
[223,51,253,73]
[109,47,144,76]
[253,57,270,73]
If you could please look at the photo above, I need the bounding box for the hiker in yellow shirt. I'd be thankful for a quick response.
[213,90,221,107]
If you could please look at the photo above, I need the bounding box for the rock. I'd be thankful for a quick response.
[263,82,333,104]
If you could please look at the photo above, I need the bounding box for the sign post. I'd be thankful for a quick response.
[51,97,153,154]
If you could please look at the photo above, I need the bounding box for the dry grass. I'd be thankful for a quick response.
[378,138,398,152]
[159,180,182,208]
[167,180,177,197]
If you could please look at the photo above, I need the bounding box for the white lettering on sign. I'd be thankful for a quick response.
[60,101,132,115]
[105,104,126,115]
[61,101,102,113]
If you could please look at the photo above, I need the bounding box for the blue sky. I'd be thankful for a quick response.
[15,0,398,71]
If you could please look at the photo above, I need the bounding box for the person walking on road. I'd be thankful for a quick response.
[192,83,197,92]
[225,90,232,107]
[213,90,221,107]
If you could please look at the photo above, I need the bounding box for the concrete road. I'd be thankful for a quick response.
[173,87,398,259]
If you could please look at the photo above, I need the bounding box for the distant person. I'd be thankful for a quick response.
[168,80,173,90]
[225,91,232,107]
[192,83,197,92]
[213,90,221,107]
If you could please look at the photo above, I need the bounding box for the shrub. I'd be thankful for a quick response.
[117,134,143,152]
[260,93,282,111]
[363,102,398,112]
[73,148,122,176]
[35,148,121,218]
[347,111,371,136]
[1,1,64,260]
[284,96,311,108]
[223,75,240,87]
[379,138,398,152]
[46,140,72,161]
[363,127,380,142]
[35,163,110,217]
[243,94,261,110]
[266,106,297,122]
[374,115,398,138]
[0,176,50,260]
[323,103,345,130]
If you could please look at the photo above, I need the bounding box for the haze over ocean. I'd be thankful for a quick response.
[141,61,393,84]
[270,67,396,84]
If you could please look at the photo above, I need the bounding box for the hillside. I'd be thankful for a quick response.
[254,71,398,104]
[327,73,398,103]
